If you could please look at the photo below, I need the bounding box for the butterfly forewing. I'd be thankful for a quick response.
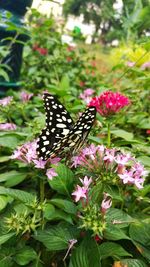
[37,94,74,160]
[45,106,96,158]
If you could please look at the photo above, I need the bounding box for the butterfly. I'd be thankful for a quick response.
[37,93,96,160]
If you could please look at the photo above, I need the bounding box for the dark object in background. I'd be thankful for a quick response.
[0,0,33,96]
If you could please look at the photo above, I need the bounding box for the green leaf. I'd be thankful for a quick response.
[48,164,74,196]
[69,237,101,267]
[0,156,10,163]
[0,186,35,204]
[0,232,15,245]
[99,242,131,259]
[104,224,130,240]
[50,198,77,214]
[0,135,20,149]
[119,259,148,267]
[43,203,56,220]
[129,222,150,261]
[106,208,134,228]
[14,246,37,265]
[0,195,9,211]
[137,156,150,167]
[0,170,27,187]
[34,224,76,251]
[111,129,134,140]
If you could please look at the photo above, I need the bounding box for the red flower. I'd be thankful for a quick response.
[89,90,130,117]
[79,81,85,87]
[32,44,48,55]
[67,57,72,62]
[146,130,150,135]
[94,235,102,243]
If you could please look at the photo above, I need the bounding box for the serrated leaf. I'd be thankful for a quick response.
[34,224,76,251]
[99,242,131,259]
[43,203,56,220]
[48,164,74,196]
[50,198,77,214]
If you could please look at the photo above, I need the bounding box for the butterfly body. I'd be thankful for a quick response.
[37,94,96,160]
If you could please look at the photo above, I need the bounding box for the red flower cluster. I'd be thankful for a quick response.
[89,90,130,117]
[32,44,48,56]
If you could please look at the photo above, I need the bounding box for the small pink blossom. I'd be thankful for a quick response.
[82,144,98,156]
[72,185,87,202]
[63,239,77,261]
[115,153,131,165]
[103,149,116,163]
[33,159,47,169]
[71,155,83,168]
[141,61,150,70]
[118,170,135,184]
[101,193,112,214]
[126,61,135,67]
[0,123,16,131]
[0,96,13,106]
[79,176,92,189]
[46,168,58,180]
[79,88,95,104]
[20,91,33,102]
[49,157,61,165]
[89,91,130,117]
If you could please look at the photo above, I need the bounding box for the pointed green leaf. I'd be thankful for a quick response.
[0,232,15,245]
[99,242,131,259]
[14,246,37,265]
[48,164,74,196]
[50,198,77,214]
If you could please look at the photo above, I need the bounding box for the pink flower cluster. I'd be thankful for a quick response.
[0,96,13,107]
[11,140,60,180]
[20,91,33,102]
[79,88,95,104]
[72,144,147,189]
[89,91,130,117]
[0,123,17,131]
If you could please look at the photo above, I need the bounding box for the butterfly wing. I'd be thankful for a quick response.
[37,93,74,160]
[47,106,96,158]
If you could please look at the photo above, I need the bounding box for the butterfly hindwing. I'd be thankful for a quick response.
[37,94,74,159]
[45,106,96,158]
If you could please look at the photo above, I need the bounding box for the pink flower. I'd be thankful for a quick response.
[79,88,95,104]
[115,153,131,165]
[101,193,112,214]
[11,140,37,163]
[79,176,92,189]
[49,157,61,165]
[20,91,33,102]
[146,130,150,135]
[89,91,130,117]
[0,96,13,106]
[46,168,58,180]
[0,123,16,131]
[103,149,116,163]
[141,61,150,70]
[118,170,135,184]
[72,155,83,168]
[33,159,47,169]
[126,61,135,67]
[82,144,98,156]
[72,185,87,202]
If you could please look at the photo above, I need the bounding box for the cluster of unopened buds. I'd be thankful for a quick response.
[72,144,148,190]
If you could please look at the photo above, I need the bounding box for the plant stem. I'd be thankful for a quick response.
[107,121,111,147]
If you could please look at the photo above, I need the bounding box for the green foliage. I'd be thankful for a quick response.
[0,8,149,267]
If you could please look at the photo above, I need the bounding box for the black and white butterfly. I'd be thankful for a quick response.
[37,93,96,160]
